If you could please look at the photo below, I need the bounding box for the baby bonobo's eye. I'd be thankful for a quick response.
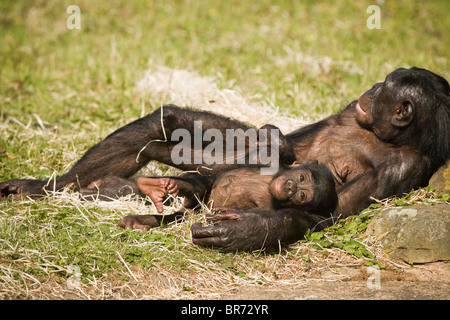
[299,173,305,182]
[300,191,306,201]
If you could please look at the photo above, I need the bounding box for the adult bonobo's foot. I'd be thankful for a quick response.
[0,179,47,200]
[0,181,24,200]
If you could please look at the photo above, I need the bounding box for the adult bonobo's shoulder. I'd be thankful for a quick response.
[354,67,450,172]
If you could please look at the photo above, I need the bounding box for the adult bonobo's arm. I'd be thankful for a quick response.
[191,209,329,252]
[335,150,431,216]
[191,150,431,252]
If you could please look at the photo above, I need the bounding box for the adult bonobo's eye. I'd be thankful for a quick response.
[372,82,383,92]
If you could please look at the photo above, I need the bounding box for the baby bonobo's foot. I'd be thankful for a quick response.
[118,215,159,230]
[137,177,179,213]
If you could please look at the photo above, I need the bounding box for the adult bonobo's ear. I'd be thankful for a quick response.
[391,99,415,128]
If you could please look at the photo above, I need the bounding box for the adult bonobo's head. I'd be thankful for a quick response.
[355,67,450,171]
[269,161,338,216]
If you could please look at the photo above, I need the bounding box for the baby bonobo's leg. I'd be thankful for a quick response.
[118,215,159,230]
[136,177,179,213]
[118,210,191,230]
[79,175,141,201]
[118,174,212,230]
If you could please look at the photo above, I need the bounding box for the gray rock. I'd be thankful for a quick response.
[366,205,450,263]
[428,161,450,192]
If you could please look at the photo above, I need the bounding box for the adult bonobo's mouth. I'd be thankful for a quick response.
[355,101,367,116]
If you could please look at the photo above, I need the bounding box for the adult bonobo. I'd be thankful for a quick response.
[1,67,449,252]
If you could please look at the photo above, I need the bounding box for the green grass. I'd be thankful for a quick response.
[0,0,449,299]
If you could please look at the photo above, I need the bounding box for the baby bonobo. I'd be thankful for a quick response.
[118,161,337,230]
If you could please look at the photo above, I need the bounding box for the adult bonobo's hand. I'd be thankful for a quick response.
[191,211,268,252]
[191,209,325,252]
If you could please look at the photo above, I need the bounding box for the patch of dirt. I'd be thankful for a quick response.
[4,261,448,300]
[220,262,450,300]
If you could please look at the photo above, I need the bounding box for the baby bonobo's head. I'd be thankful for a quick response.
[269,161,337,216]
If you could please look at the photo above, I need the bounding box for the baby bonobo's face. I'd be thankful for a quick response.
[269,168,314,206]
[268,162,337,214]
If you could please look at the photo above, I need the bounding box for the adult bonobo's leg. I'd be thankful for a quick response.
[0,105,253,198]
[62,105,254,182]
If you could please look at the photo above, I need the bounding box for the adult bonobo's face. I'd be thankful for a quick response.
[355,67,450,144]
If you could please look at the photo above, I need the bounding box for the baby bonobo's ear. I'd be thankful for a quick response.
[290,161,302,168]
[289,160,318,168]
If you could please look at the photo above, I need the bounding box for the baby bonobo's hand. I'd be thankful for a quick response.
[137,177,179,213]
[211,207,239,214]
